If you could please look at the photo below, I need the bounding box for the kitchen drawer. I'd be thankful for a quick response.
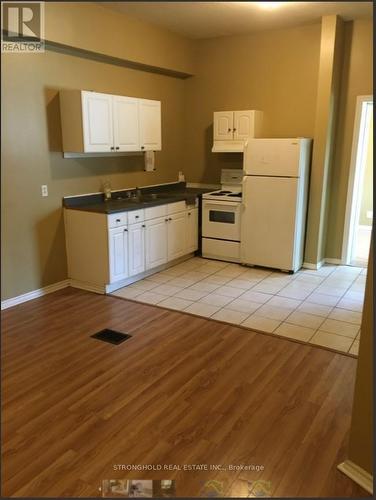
[145,204,167,220]
[167,200,186,215]
[202,237,240,263]
[128,209,145,224]
[108,212,128,228]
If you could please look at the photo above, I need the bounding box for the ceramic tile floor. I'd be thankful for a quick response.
[111,257,367,356]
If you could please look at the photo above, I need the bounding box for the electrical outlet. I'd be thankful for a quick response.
[41,185,48,197]
[366,210,373,219]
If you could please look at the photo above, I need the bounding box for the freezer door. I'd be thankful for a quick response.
[241,176,299,270]
[243,138,303,177]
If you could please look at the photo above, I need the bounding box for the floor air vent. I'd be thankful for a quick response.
[91,329,132,345]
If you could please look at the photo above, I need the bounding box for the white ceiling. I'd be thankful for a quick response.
[101,2,373,39]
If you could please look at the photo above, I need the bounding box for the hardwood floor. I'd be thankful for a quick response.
[1,287,369,497]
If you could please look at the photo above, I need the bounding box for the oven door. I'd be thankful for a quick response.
[202,200,241,241]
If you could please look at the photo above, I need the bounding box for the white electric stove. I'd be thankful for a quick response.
[202,169,243,263]
[202,169,243,202]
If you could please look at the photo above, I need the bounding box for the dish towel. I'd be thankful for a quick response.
[144,151,155,172]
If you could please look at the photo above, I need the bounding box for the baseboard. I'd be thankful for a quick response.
[69,280,106,294]
[0,254,196,309]
[303,258,344,269]
[325,258,343,265]
[1,280,70,310]
[302,260,325,270]
[337,460,373,494]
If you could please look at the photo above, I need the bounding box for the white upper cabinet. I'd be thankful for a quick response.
[213,111,234,141]
[139,99,162,151]
[113,95,140,152]
[234,110,257,141]
[82,91,114,153]
[212,109,263,152]
[59,90,161,154]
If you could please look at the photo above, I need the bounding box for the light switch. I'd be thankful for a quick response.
[41,185,48,197]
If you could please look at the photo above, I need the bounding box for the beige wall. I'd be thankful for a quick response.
[326,19,373,258]
[184,18,372,262]
[1,50,188,300]
[347,238,373,475]
[304,16,345,264]
[45,2,195,75]
[183,23,321,184]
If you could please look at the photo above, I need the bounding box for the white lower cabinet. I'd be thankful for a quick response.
[128,222,146,276]
[65,200,199,292]
[145,216,168,270]
[186,208,199,253]
[168,212,187,261]
[109,226,129,283]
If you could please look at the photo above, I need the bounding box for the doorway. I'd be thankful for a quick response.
[342,95,373,267]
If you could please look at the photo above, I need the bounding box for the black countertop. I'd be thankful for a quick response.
[63,182,212,214]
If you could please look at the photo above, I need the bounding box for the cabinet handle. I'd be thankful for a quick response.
[115,146,120,150]
[135,215,139,218]
[169,218,172,221]
[233,128,236,132]
[142,224,146,228]
[116,219,121,222]
[165,218,168,222]
[228,128,231,132]
[141,146,145,150]
[188,212,191,216]
[110,146,115,150]
[124,228,128,232]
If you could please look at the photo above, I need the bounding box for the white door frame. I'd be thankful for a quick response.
[341,95,373,265]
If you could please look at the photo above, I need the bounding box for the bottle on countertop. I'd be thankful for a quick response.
[102,180,112,201]
[178,171,185,182]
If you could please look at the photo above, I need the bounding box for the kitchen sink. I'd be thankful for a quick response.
[113,192,176,203]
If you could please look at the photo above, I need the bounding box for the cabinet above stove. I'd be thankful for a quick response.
[212,110,263,153]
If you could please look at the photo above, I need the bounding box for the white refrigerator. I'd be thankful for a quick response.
[241,138,312,272]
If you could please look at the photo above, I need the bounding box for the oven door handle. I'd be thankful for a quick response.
[203,201,240,208]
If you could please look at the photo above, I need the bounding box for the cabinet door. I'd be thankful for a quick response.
[139,99,161,151]
[145,216,167,270]
[213,111,234,141]
[168,212,186,261]
[81,91,114,152]
[113,95,140,152]
[108,226,128,283]
[128,222,145,277]
[186,208,199,254]
[233,110,254,141]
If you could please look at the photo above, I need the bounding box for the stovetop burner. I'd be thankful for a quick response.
[203,186,242,202]
[211,190,232,195]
